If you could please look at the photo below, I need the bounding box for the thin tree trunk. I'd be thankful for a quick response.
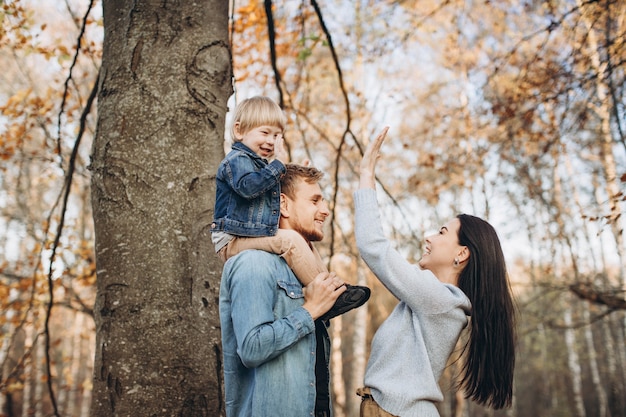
[21,325,33,417]
[564,155,610,416]
[56,317,69,413]
[582,305,609,416]
[578,4,626,403]
[0,319,12,415]
[331,317,346,417]
[564,305,586,417]
[33,335,43,417]
[349,267,369,417]
[65,312,85,417]
[80,326,95,417]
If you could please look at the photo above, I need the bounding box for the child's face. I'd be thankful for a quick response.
[237,124,283,159]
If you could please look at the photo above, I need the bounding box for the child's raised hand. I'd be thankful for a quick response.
[274,136,289,164]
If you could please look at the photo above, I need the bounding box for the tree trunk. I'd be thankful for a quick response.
[21,325,33,417]
[348,267,369,417]
[581,1,626,406]
[581,304,608,417]
[65,312,85,417]
[89,1,231,415]
[563,305,586,417]
[331,318,346,417]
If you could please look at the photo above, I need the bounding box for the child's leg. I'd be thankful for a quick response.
[222,230,325,286]
[275,229,327,285]
[224,231,371,321]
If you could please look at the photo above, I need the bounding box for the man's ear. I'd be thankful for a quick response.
[280,193,290,218]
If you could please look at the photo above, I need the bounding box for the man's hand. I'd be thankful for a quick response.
[302,272,346,320]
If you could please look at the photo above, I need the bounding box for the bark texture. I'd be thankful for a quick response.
[89,1,231,415]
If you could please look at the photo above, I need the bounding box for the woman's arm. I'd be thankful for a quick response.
[356,127,465,312]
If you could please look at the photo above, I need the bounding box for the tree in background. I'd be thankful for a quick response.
[89,0,230,415]
[1,1,102,415]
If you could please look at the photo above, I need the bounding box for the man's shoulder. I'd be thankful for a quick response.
[234,249,281,261]
[225,250,287,273]
[223,250,294,288]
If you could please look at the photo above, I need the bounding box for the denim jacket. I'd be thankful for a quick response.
[219,250,332,417]
[212,142,286,237]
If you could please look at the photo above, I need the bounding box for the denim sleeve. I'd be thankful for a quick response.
[224,155,285,199]
[224,251,315,368]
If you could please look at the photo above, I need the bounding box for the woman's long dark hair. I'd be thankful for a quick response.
[456,214,516,409]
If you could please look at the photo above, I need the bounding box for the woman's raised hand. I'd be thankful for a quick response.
[359,126,389,189]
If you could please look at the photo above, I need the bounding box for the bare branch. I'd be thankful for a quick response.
[263,0,285,108]
[309,0,356,259]
[56,0,97,167]
[569,282,626,310]
[547,309,616,329]
[43,70,99,417]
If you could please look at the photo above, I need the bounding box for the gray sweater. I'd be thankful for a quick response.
[354,189,472,417]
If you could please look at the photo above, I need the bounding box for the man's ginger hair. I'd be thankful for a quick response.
[280,164,324,200]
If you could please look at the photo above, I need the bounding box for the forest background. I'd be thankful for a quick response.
[1,0,625,416]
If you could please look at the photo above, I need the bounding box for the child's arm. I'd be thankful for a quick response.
[224,154,285,199]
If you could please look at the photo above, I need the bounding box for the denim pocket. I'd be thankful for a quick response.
[277,280,304,299]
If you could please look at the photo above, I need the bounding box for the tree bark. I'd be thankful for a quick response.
[90,1,231,415]
[564,305,586,417]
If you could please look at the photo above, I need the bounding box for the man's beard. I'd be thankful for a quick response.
[292,224,324,243]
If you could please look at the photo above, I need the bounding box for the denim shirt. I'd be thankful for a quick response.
[212,142,286,237]
[219,250,332,417]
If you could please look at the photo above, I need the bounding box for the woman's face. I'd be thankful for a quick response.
[419,218,465,276]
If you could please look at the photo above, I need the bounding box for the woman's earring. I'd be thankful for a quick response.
[453,257,460,267]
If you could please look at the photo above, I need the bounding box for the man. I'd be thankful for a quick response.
[219,164,348,417]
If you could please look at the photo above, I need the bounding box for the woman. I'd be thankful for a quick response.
[354,127,516,417]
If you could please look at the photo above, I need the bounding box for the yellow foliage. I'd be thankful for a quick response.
[6,382,24,393]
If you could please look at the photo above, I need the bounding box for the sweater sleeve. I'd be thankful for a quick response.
[354,188,468,314]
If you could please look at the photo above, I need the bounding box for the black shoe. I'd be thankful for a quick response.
[320,284,371,321]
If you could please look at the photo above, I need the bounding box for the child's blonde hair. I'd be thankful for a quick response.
[231,96,287,142]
